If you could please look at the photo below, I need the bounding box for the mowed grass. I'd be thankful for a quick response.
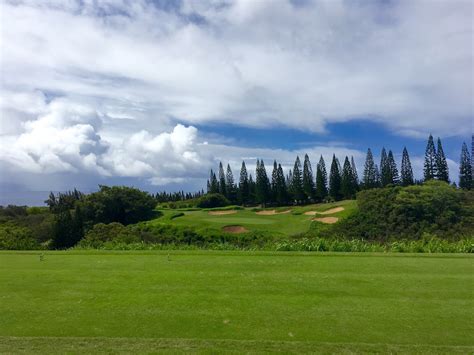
[0,251,473,353]
[154,200,356,237]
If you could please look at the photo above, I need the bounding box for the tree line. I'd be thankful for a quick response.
[205,135,472,206]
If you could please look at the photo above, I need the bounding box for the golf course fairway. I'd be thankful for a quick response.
[0,251,472,353]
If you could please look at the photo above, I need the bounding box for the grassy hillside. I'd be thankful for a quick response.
[0,251,472,353]
[151,200,356,237]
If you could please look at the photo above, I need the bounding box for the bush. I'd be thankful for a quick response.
[196,193,230,208]
[78,222,140,248]
[81,185,158,226]
[323,181,473,241]
[0,225,40,250]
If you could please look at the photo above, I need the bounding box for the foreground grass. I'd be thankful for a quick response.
[0,251,472,353]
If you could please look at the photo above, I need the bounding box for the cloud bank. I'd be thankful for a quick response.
[0,0,471,195]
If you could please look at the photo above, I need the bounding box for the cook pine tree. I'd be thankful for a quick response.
[341,156,357,199]
[424,134,437,181]
[400,147,414,186]
[291,156,305,203]
[239,161,250,205]
[459,142,472,189]
[218,162,226,196]
[302,154,316,202]
[435,137,449,182]
[362,148,378,189]
[329,154,342,201]
[315,155,328,202]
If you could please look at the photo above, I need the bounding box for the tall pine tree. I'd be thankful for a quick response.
[225,164,237,203]
[329,155,342,201]
[209,169,219,193]
[255,160,271,206]
[424,134,437,181]
[459,142,472,189]
[362,148,378,189]
[315,155,328,202]
[218,162,226,196]
[400,147,414,186]
[387,150,400,185]
[291,156,305,203]
[275,163,288,205]
[436,137,449,182]
[341,156,356,199]
[271,160,278,203]
[351,156,359,188]
[302,154,315,202]
[380,147,391,187]
[238,161,250,205]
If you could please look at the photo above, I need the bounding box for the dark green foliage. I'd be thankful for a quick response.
[350,156,359,188]
[302,154,315,201]
[290,156,305,203]
[332,181,473,240]
[218,162,226,196]
[459,142,472,189]
[401,147,414,186]
[51,207,83,249]
[81,186,156,226]
[79,222,140,248]
[362,148,378,189]
[271,161,278,202]
[387,150,400,185]
[341,156,357,199]
[45,189,82,213]
[0,225,39,250]
[238,161,250,205]
[255,160,271,206]
[380,148,390,187]
[436,137,449,182]
[329,155,342,201]
[424,134,437,181]
[315,155,328,202]
[196,193,230,208]
[248,174,256,205]
[225,164,237,203]
[208,170,219,193]
[0,205,28,218]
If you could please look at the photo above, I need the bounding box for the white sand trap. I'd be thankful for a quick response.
[222,225,248,233]
[312,217,339,224]
[255,210,291,215]
[304,207,344,216]
[208,210,237,215]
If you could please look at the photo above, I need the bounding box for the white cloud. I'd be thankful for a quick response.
[1,0,472,136]
[0,0,470,195]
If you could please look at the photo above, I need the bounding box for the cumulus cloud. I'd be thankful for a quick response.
[0,0,470,196]
[1,0,472,136]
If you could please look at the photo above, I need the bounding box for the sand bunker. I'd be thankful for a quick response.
[304,207,344,216]
[255,210,291,215]
[222,225,249,233]
[312,217,339,224]
[208,210,237,215]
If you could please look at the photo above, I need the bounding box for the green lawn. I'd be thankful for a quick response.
[0,251,472,353]
[152,200,356,237]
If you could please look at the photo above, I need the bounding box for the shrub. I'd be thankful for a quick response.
[196,193,230,208]
[0,225,40,250]
[78,222,140,248]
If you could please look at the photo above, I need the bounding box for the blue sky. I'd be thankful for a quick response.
[0,0,472,205]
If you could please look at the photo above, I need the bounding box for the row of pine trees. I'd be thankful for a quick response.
[206,135,473,206]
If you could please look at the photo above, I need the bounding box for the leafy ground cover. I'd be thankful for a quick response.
[0,251,472,353]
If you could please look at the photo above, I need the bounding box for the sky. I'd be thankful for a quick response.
[0,0,472,205]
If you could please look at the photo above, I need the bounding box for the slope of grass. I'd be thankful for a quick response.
[152,200,356,237]
[0,251,472,353]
